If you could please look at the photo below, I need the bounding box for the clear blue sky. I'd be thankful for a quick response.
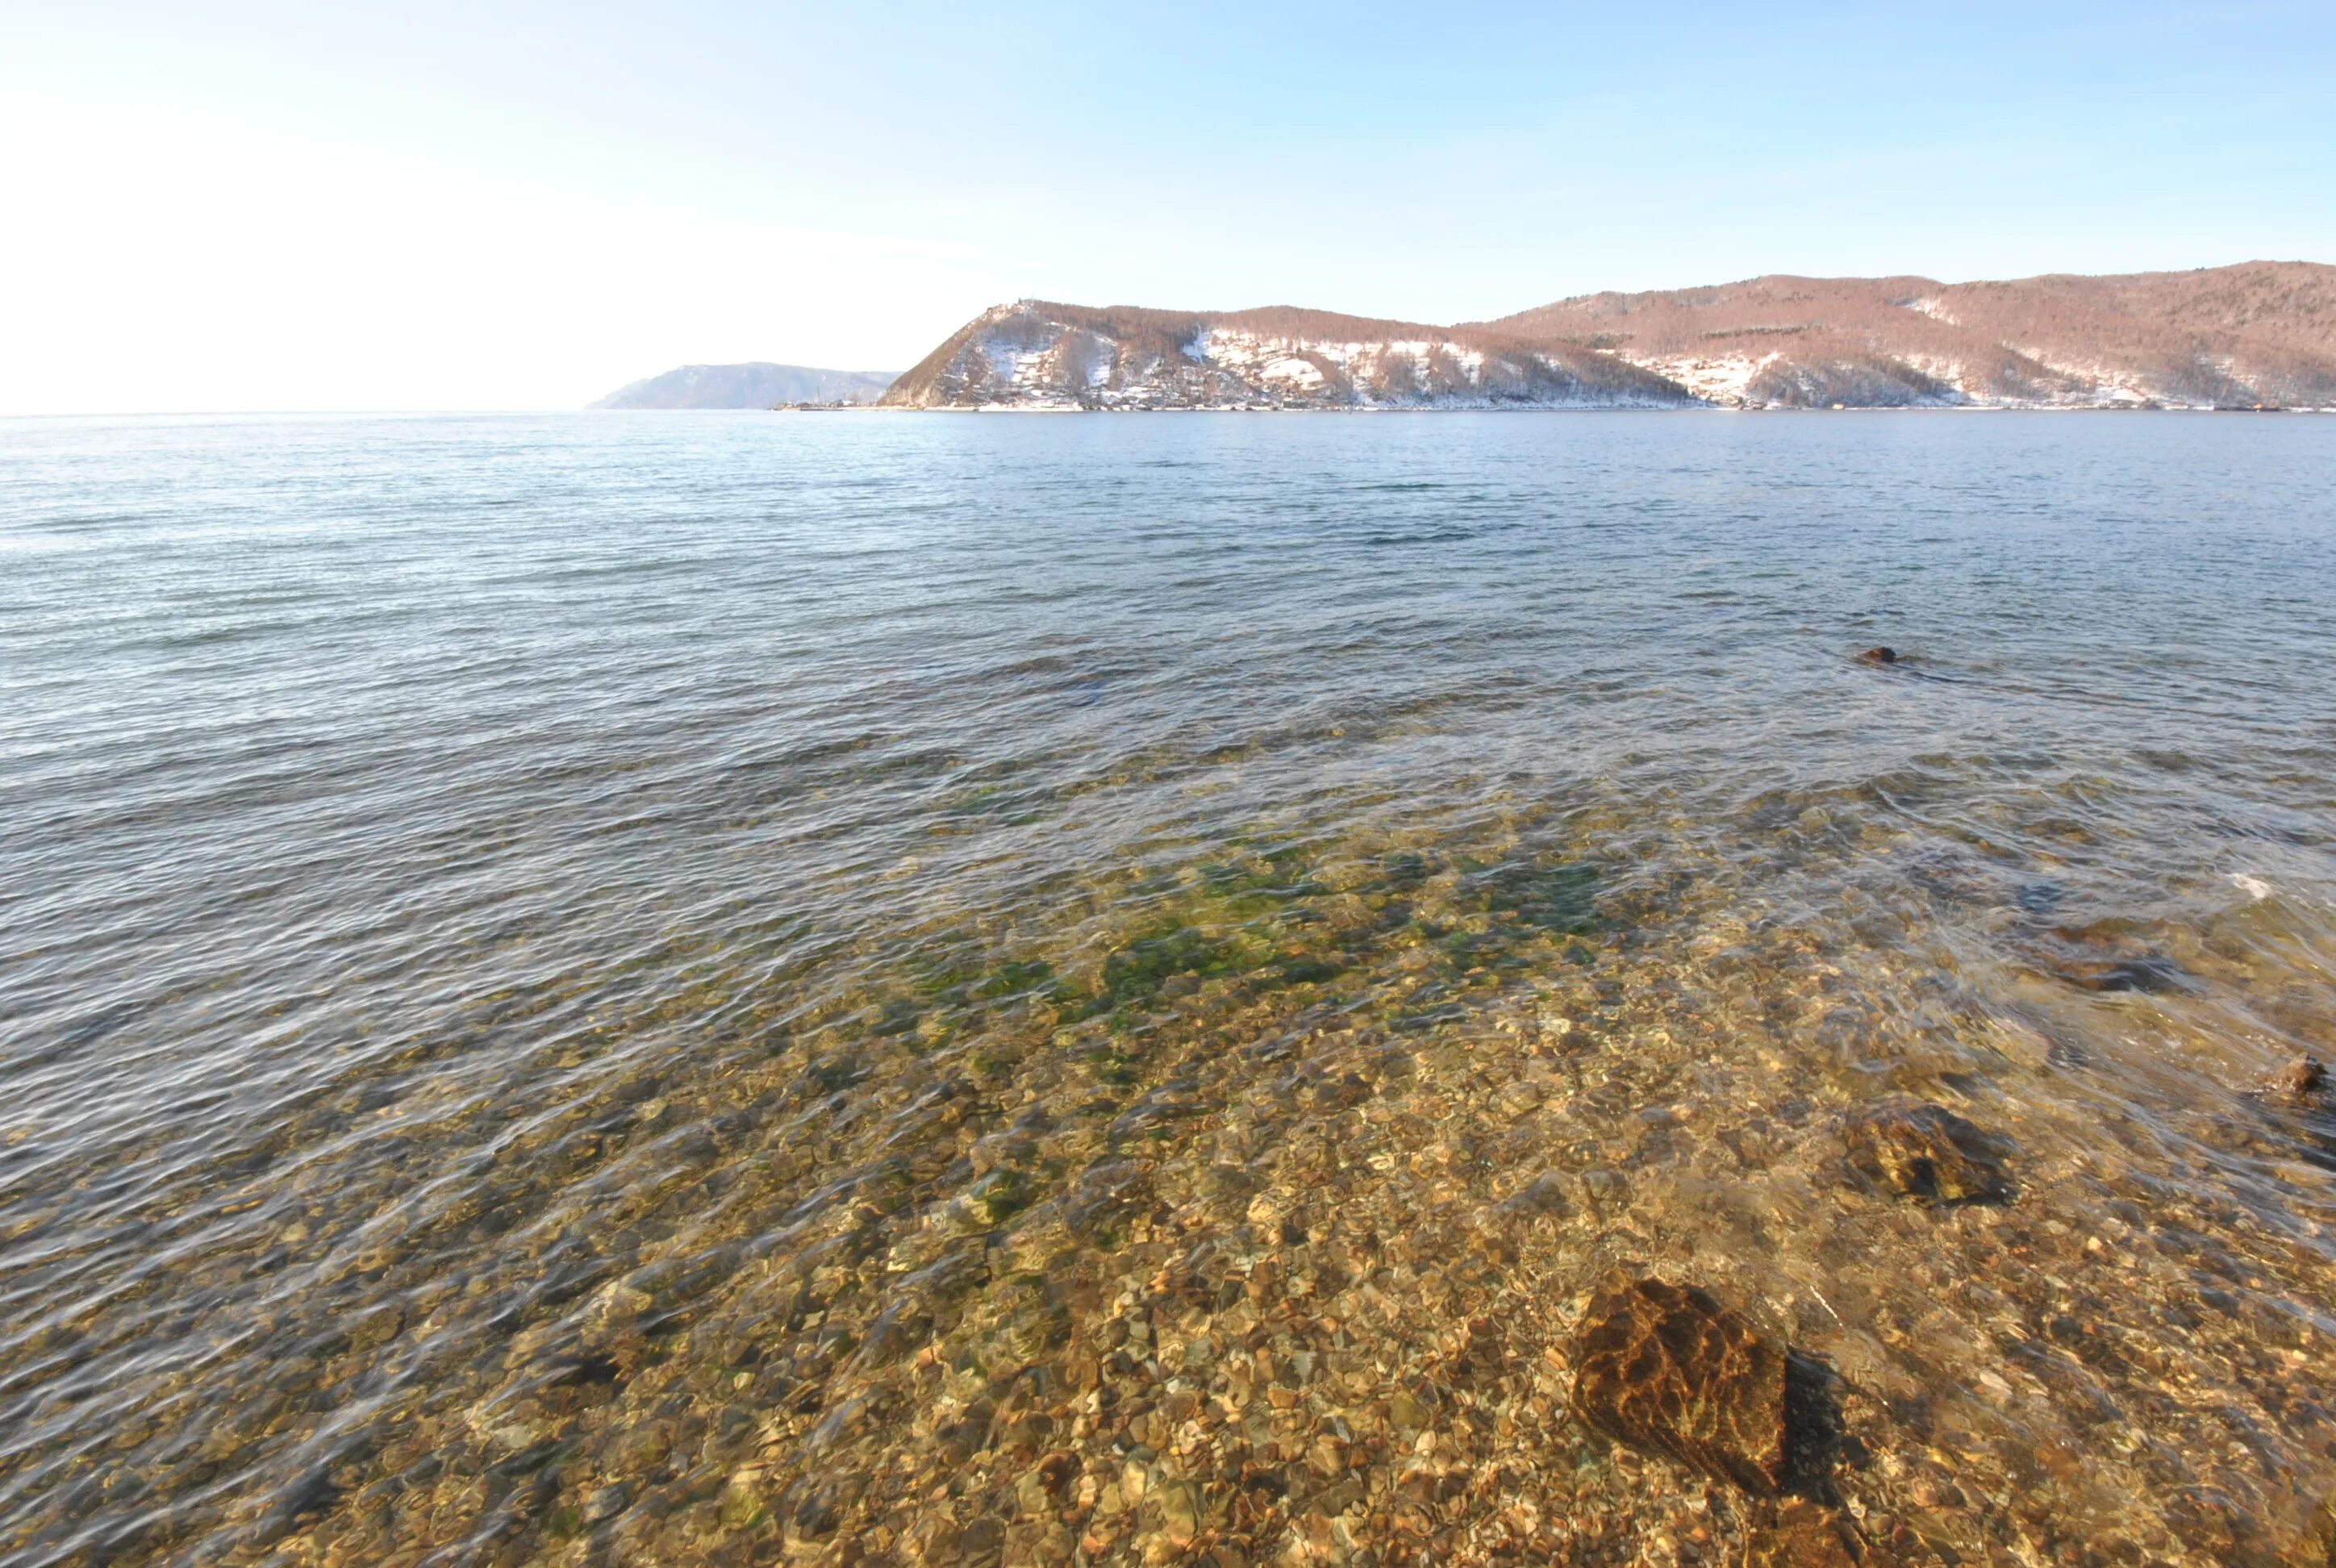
[5,1,2331,412]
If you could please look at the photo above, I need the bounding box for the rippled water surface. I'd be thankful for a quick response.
[4,411,2336,1567]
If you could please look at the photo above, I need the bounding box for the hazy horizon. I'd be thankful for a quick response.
[6,1,2334,415]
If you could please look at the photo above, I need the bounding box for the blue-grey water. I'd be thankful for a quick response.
[3,411,2334,1566]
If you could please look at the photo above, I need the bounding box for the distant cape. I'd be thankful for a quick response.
[590,363,899,409]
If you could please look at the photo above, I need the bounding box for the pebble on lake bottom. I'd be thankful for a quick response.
[2256,1054,2329,1109]
[1840,1102,2012,1204]
[1742,1499,1882,1567]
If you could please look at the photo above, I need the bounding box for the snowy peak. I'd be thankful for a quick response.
[880,302,1694,409]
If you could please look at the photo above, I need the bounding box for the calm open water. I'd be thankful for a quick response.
[3,411,2335,1567]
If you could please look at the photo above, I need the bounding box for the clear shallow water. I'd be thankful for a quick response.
[2,411,2334,1566]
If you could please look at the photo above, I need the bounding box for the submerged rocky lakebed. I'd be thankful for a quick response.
[2,410,2335,1566]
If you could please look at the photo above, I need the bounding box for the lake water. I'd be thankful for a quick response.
[3,411,2334,1566]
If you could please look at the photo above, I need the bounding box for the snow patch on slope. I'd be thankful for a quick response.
[1625,352,1771,406]
[2008,348,2174,407]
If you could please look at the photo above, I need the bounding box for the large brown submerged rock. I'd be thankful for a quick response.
[1842,1101,2012,1203]
[1568,1274,1825,1495]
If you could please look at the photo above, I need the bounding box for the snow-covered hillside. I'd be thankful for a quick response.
[881,265,2336,411]
[880,302,1695,409]
[1483,263,2336,410]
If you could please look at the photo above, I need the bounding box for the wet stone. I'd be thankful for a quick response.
[2054,953,2184,993]
[2025,922,2188,994]
[1581,1167,1631,1212]
[1842,1101,2012,1204]
[2310,1498,2336,1567]
[1856,646,1899,665]
[1567,1274,1823,1496]
[2255,1054,2329,1108]
[1147,1477,1204,1544]
[1742,1500,1878,1567]
[1493,1170,1570,1218]
[957,1515,1006,1562]
[2163,1483,2262,1561]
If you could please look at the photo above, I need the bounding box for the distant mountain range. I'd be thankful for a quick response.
[880,262,2336,410]
[591,362,898,409]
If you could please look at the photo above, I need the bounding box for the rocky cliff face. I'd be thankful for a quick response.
[878,302,1694,409]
